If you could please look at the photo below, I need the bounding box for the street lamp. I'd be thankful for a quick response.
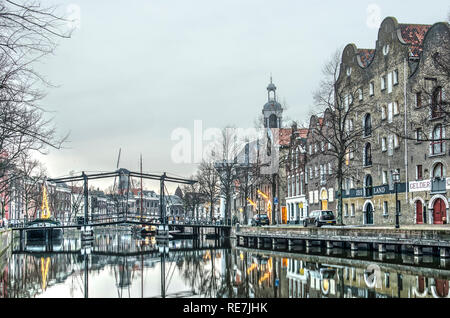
[392,170,400,229]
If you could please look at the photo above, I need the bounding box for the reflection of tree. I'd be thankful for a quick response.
[178,249,224,297]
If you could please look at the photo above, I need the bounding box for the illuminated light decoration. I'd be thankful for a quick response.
[267,201,272,213]
[267,201,272,222]
[40,257,50,291]
[41,182,51,220]
[203,251,211,261]
[322,279,330,295]
[257,190,269,201]
[240,253,244,261]
[258,272,270,285]
[282,258,288,268]
[247,263,257,275]
[247,198,257,208]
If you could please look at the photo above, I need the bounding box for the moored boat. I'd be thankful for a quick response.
[25,218,63,242]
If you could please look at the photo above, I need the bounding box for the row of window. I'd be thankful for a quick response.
[343,201,395,217]
[308,142,332,155]
[343,69,399,109]
[367,70,399,97]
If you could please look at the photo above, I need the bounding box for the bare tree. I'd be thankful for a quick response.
[213,127,243,225]
[384,20,450,144]
[16,154,46,221]
[0,1,72,217]
[181,178,203,220]
[310,49,377,225]
[197,161,220,221]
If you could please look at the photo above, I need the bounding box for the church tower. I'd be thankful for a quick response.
[262,77,283,128]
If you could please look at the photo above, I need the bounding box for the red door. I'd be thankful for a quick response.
[418,276,425,293]
[436,279,449,297]
[416,201,424,224]
[433,199,446,225]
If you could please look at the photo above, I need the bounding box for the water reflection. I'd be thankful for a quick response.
[1,231,450,298]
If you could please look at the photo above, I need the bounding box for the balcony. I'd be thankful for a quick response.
[431,178,446,194]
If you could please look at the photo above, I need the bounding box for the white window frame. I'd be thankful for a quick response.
[381,76,386,91]
[387,72,393,94]
[382,171,388,184]
[394,134,400,149]
[393,101,399,116]
[382,137,387,152]
[369,82,374,96]
[388,135,394,156]
[393,70,399,85]
[388,103,393,123]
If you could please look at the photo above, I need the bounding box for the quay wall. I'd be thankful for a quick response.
[236,226,450,247]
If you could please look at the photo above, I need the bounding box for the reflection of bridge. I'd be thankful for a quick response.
[7,234,230,298]
[13,239,231,256]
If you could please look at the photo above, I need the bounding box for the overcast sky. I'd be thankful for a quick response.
[34,0,449,192]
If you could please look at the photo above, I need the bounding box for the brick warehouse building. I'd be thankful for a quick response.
[331,17,449,226]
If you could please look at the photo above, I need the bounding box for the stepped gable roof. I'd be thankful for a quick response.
[399,23,432,56]
[358,49,375,67]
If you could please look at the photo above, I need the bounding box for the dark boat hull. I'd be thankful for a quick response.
[26,228,63,241]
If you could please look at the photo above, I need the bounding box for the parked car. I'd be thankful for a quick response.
[251,214,270,226]
[302,210,336,228]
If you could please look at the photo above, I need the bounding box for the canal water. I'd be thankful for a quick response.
[0,229,449,298]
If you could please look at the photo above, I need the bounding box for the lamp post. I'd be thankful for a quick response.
[392,170,400,229]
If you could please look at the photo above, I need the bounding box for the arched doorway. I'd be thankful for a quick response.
[365,202,374,225]
[320,189,328,211]
[433,198,446,224]
[416,201,424,224]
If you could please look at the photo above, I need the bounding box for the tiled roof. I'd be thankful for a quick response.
[298,129,309,139]
[278,128,309,146]
[279,128,292,146]
[399,24,432,57]
[359,49,375,67]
